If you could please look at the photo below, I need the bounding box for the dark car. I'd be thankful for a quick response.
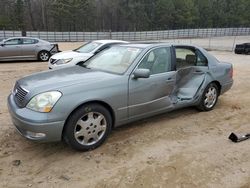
[234,43,250,54]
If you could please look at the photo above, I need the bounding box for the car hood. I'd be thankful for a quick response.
[17,66,119,94]
[51,50,93,60]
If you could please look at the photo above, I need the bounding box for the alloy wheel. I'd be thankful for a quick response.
[40,52,49,61]
[74,112,107,146]
[204,86,217,109]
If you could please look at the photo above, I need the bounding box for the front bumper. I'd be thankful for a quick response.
[7,94,65,142]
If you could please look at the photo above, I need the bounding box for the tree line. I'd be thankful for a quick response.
[0,0,249,32]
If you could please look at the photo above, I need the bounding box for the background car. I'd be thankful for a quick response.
[0,37,59,62]
[48,40,128,69]
[235,43,250,54]
[8,43,233,151]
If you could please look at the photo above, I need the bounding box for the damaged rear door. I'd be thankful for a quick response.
[172,46,208,104]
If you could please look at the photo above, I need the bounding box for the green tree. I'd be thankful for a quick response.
[155,0,175,29]
[13,0,25,30]
[0,0,250,31]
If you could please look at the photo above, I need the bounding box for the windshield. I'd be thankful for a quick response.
[74,42,101,53]
[80,46,142,74]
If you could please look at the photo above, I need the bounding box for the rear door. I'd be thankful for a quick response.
[173,46,208,101]
[0,38,22,60]
[128,46,176,119]
[20,38,38,58]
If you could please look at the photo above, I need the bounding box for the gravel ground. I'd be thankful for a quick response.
[0,42,250,188]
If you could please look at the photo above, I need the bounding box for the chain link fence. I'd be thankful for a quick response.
[0,28,249,51]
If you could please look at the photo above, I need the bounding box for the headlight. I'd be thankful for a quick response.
[56,58,73,65]
[26,91,62,113]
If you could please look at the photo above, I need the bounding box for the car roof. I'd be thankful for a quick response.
[92,40,128,44]
[119,42,177,49]
[119,43,154,48]
[5,37,40,41]
[116,43,205,51]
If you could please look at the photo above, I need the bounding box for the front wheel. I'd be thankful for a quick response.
[63,104,112,151]
[38,50,50,62]
[197,83,219,111]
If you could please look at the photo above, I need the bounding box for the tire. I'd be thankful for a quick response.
[197,83,219,111]
[38,50,50,62]
[63,103,112,151]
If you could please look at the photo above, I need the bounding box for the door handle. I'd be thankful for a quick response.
[166,77,173,81]
[194,70,203,74]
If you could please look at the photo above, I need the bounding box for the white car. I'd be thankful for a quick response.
[48,40,128,69]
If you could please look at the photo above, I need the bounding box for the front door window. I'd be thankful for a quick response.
[138,47,172,74]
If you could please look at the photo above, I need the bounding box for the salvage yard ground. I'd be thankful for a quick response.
[0,42,250,188]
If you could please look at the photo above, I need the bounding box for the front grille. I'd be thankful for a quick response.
[14,83,29,107]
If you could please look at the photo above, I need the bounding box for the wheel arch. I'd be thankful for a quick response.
[210,80,221,95]
[62,100,115,139]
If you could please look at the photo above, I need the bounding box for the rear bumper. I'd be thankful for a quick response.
[50,44,60,55]
[221,80,233,95]
[7,94,65,142]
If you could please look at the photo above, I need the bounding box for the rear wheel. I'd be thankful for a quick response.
[38,50,50,61]
[63,104,112,151]
[197,83,219,111]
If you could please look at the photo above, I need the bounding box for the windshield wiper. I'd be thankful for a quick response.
[73,49,80,53]
[80,64,91,69]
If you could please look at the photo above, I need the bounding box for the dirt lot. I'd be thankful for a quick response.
[1,43,250,188]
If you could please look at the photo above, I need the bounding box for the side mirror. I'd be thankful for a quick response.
[133,69,150,79]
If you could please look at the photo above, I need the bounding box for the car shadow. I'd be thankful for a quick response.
[0,60,44,64]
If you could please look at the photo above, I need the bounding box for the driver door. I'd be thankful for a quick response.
[128,46,176,119]
[0,38,22,60]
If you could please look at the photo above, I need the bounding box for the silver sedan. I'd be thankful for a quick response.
[8,43,233,151]
[0,37,59,62]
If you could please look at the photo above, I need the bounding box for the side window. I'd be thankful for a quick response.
[138,47,172,75]
[22,38,36,44]
[4,39,22,45]
[196,50,208,66]
[175,47,208,69]
[175,48,196,69]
